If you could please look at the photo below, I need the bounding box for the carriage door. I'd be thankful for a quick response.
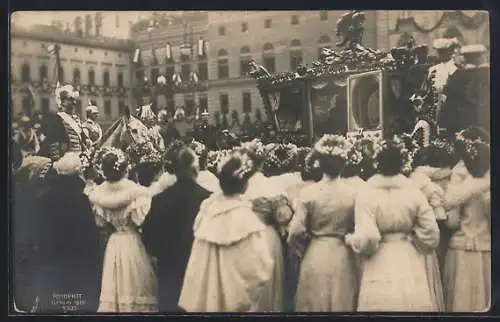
[347,70,383,133]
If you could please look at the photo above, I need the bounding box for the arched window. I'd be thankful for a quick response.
[262,43,275,74]
[117,71,124,87]
[240,46,251,54]
[263,43,274,52]
[443,27,465,45]
[218,49,228,57]
[397,32,413,47]
[290,39,302,47]
[21,64,30,82]
[103,70,110,87]
[39,64,48,81]
[88,69,95,85]
[319,35,331,44]
[73,68,81,85]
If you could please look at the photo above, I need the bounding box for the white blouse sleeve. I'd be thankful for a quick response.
[128,194,153,227]
[411,191,440,254]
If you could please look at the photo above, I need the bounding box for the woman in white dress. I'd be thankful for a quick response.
[443,139,490,312]
[241,140,293,312]
[87,148,158,312]
[288,135,361,312]
[178,151,274,312]
[345,138,440,312]
[409,147,447,311]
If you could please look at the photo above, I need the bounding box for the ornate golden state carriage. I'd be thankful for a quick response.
[251,11,490,145]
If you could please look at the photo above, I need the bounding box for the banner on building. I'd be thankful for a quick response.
[133,49,141,63]
[166,43,172,60]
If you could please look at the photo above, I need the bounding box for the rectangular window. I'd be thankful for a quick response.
[263,56,276,74]
[166,97,175,114]
[22,96,32,115]
[240,59,251,77]
[117,72,124,87]
[241,22,248,32]
[242,92,252,113]
[184,96,195,116]
[290,51,303,71]
[218,59,229,79]
[218,26,225,36]
[181,64,191,82]
[320,11,328,21]
[104,100,112,118]
[166,66,175,81]
[151,68,159,84]
[118,100,125,114]
[198,62,208,81]
[135,70,144,85]
[220,93,229,114]
[199,96,208,113]
[264,19,272,29]
[41,98,50,114]
[291,15,300,25]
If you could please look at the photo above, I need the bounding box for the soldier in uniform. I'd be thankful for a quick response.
[414,38,460,138]
[82,101,103,149]
[42,84,92,162]
[138,103,165,152]
[194,111,217,150]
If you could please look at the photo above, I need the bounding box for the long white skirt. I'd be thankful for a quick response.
[98,230,159,312]
[357,235,435,312]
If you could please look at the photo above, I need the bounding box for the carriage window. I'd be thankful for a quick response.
[348,72,382,131]
[273,88,303,132]
[104,100,112,118]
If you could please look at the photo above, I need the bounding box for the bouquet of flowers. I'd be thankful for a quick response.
[263,143,298,174]
[313,134,350,159]
[126,141,163,169]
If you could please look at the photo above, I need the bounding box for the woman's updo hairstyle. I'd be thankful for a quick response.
[218,151,255,196]
[463,140,490,178]
[376,146,404,176]
[313,134,349,179]
[164,139,185,174]
[425,138,457,168]
[100,148,129,182]
[175,146,198,180]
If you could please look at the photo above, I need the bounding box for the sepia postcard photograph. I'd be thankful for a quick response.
[9,10,492,315]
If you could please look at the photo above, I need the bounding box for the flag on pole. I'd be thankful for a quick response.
[166,43,172,60]
[47,44,57,55]
[133,49,141,63]
[198,39,204,56]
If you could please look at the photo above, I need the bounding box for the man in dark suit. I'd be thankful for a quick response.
[142,146,211,312]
